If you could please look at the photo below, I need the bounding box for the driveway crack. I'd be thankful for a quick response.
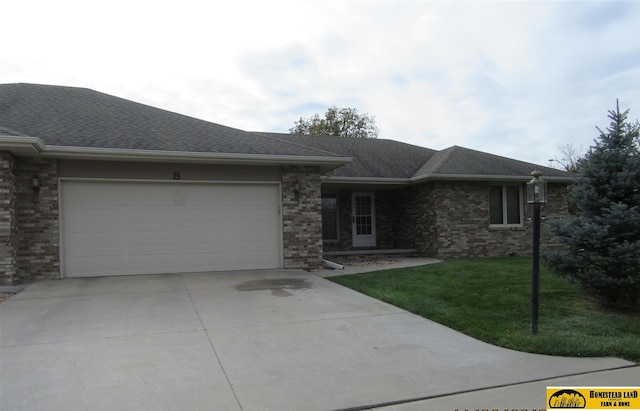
[181,274,244,411]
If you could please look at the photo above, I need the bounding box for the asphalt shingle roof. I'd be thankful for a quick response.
[414,145,571,179]
[1,83,573,181]
[260,133,571,180]
[256,133,436,178]
[0,83,338,158]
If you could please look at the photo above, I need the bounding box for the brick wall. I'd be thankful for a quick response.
[393,183,438,254]
[281,166,323,270]
[539,182,570,251]
[14,157,60,282]
[0,152,17,285]
[429,181,568,258]
[374,191,396,249]
[324,180,570,259]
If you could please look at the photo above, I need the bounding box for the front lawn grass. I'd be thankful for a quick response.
[328,256,639,363]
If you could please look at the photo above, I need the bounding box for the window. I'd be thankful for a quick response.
[489,185,523,226]
[354,195,373,235]
[321,194,338,241]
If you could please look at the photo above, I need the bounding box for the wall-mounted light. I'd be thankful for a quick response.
[31,175,41,191]
[293,179,300,195]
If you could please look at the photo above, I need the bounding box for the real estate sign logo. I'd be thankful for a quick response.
[547,387,639,410]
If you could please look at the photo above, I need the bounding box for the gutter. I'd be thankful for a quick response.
[409,173,576,183]
[0,136,352,171]
[1,136,573,183]
[325,176,412,186]
[325,173,576,185]
[0,136,47,156]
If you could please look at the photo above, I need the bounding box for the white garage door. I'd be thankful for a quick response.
[61,180,282,277]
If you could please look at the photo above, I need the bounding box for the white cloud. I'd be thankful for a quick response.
[2,0,639,166]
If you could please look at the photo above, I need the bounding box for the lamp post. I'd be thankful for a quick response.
[526,170,547,335]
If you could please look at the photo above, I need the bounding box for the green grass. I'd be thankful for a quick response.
[328,257,640,363]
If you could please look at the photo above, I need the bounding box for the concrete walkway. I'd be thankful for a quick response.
[318,257,443,277]
[1,268,636,411]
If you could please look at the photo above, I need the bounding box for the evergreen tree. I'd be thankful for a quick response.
[544,101,640,308]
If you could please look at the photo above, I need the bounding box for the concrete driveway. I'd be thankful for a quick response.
[0,269,636,411]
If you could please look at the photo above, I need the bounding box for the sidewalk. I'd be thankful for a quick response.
[371,366,640,411]
[317,257,443,277]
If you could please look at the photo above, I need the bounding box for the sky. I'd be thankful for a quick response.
[3,0,640,167]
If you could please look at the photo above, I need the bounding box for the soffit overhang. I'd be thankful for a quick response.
[0,136,352,173]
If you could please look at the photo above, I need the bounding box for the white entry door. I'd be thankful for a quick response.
[351,192,376,247]
[61,180,282,277]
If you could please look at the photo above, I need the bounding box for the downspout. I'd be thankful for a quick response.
[322,259,344,270]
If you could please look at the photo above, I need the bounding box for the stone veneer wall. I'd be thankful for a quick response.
[281,166,323,270]
[0,152,17,285]
[14,157,60,283]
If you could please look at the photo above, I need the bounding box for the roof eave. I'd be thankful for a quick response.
[324,173,575,186]
[410,173,576,183]
[0,137,352,172]
[324,176,412,186]
[0,135,47,156]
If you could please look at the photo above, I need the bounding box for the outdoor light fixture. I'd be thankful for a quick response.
[31,175,41,191]
[526,170,547,335]
[527,170,548,205]
[293,179,300,195]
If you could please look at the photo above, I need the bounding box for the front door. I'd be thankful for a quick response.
[352,192,376,247]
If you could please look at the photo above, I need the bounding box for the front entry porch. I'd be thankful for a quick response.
[321,185,434,256]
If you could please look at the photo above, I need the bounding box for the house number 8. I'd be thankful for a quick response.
[173,171,181,180]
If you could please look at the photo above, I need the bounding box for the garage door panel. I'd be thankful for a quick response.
[62,181,281,277]
[66,255,125,276]
[66,207,122,232]
[67,234,122,255]
[181,208,224,227]
[127,232,177,253]
[232,228,277,242]
[235,241,278,253]
[125,253,179,272]
[182,233,228,252]
[225,210,278,229]
[180,251,228,272]
[124,209,179,230]
[125,187,174,206]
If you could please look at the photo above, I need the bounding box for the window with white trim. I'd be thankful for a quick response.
[489,184,523,226]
